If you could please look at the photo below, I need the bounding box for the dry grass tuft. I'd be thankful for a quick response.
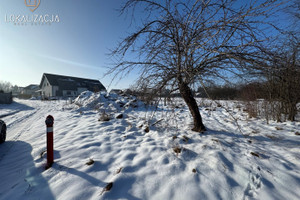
[98,112,110,121]
[40,150,46,159]
[86,158,95,166]
[266,134,279,140]
[116,167,123,174]
[144,126,150,133]
[116,114,123,119]
[182,135,189,143]
[211,138,219,143]
[173,147,182,156]
[250,152,260,157]
[100,182,113,195]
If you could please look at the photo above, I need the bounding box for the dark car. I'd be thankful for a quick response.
[0,120,6,143]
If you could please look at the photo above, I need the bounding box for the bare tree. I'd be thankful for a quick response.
[108,0,286,132]
[263,36,300,121]
[257,0,300,122]
[0,81,13,93]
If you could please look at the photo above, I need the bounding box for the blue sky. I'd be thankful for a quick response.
[0,0,139,89]
[0,0,296,90]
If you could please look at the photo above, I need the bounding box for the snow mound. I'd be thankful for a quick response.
[73,91,144,113]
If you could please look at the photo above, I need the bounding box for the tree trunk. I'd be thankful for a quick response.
[288,102,297,121]
[178,81,206,132]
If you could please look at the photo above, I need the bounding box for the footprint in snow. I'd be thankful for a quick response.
[243,168,262,199]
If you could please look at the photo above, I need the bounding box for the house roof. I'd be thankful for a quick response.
[40,73,106,92]
[23,84,39,90]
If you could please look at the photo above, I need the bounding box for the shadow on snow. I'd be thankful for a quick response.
[0,141,55,199]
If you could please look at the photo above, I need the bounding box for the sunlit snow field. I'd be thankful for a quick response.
[0,92,299,200]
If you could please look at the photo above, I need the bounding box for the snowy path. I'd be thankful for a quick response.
[0,100,63,199]
[0,100,61,161]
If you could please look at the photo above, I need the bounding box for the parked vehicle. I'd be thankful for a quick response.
[0,120,6,143]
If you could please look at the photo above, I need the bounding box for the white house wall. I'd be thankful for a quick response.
[42,77,52,98]
[52,86,59,97]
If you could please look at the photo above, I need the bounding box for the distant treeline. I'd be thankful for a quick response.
[196,82,263,100]
[197,81,299,103]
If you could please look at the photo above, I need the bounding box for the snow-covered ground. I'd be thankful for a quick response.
[0,93,299,200]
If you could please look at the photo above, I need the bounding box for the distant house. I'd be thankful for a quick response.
[21,84,40,97]
[39,73,106,99]
[12,86,24,97]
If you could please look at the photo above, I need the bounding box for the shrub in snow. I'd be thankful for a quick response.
[98,111,111,122]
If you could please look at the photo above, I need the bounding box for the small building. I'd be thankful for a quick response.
[21,84,40,97]
[12,86,24,97]
[39,73,106,99]
[0,92,12,104]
